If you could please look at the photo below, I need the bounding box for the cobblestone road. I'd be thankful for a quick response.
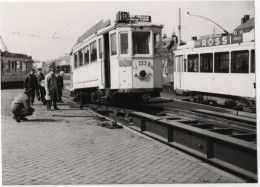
[1,89,245,184]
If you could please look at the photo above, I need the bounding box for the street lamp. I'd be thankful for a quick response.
[187,12,229,35]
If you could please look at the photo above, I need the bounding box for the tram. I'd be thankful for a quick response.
[70,11,163,102]
[173,32,255,111]
[1,50,33,89]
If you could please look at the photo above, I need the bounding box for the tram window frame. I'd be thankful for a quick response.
[187,54,199,72]
[231,50,249,73]
[84,45,90,65]
[251,49,255,73]
[110,33,117,56]
[90,40,97,62]
[214,52,229,73]
[200,53,213,73]
[74,53,78,69]
[132,32,150,55]
[99,38,103,59]
[153,33,160,55]
[79,50,83,67]
[120,32,128,55]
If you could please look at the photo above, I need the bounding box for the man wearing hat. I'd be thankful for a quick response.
[10,88,35,122]
[36,68,46,105]
[45,66,59,111]
[24,68,38,105]
[56,71,64,103]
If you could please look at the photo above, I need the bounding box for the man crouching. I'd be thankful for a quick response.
[10,89,35,122]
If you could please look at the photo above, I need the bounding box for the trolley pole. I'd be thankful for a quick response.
[178,8,181,46]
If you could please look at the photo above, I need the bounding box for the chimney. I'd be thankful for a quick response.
[241,15,250,24]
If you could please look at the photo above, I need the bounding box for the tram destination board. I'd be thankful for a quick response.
[116,11,151,23]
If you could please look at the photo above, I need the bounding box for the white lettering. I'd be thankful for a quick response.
[215,37,220,45]
[222,36,227,45]
[202,40,207,47]
[208,39,214,46]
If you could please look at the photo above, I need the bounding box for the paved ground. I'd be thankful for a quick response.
[1,89,246,185]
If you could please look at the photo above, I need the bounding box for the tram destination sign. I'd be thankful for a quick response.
[116,11,151,23]
[194,34,243,48]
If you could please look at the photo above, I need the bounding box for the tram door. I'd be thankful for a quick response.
[103,33,111,88]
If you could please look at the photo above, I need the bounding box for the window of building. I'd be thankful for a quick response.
[2,60,9,71]
[11,61,16,70]
[99,38,103,58]
[90,41,97,62]
[251,50,255,73]
[16,61,21,71]
[133,32,150,55]
[231,50,249,73]
[153,33,160,55]
[22,62,26,71]
[74,53,78,68]
[84,45,90,64]
[214,52,229,73]
[120,33,128,54]
[79,50,83,66]
[200,53,213,72]
[187,54,199,72]
[110,33,117,56]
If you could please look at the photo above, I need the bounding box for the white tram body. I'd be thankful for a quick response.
[71,11,163,102]
[173,32,255,108]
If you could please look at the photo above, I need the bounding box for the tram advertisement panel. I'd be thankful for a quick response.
[194,34,243,48]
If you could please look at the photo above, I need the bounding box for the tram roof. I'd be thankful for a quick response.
[1,51,32,59]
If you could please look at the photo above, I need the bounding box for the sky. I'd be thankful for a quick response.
[0,0,255,61]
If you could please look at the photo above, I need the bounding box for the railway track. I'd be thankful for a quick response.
[62,90,257,182]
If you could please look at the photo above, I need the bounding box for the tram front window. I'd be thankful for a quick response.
[133,32,150,55]
[120,33,128,54]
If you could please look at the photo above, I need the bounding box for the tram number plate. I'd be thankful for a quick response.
[139,61,152,67]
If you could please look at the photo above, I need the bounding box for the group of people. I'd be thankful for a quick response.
[10,67,65,122]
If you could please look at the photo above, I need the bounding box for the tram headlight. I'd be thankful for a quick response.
[139,70,147,79]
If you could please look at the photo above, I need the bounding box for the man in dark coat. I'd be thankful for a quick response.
[10,89,35,122]
[36,68,46,105]
[45,67,59,111]
[56,71,64,103]
[24,68,38,105]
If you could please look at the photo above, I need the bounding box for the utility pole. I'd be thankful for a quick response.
[178,8,181,46]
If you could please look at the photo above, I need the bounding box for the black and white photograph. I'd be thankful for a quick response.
[0,0,257,185]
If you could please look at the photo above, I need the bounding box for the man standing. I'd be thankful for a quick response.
[45,67,59,111]
[56,71,64,103]
[36,68,46,105]
[10,89,35,122]
[24,68,38,105]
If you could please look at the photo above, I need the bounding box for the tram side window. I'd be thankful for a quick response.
[90,41,97,62]
[110,33,117,56]
[10,61,16,71]
[175,56,183,72]
[79,50,83,67]
[120,33,128,55]
[133,32,150,55]
[99,38,103,58]
[200,53,213,72]
[84,45,90,64]
[3,60,9,71]
[22,62,27,72]
[16,61,21,71]
[251,50,255,73]
[231,50,249,73]
[154,33,160,55]
[74,54,78,69]
[214,52,229,73]
[187,54,199,72]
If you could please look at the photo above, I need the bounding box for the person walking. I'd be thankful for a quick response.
[56,71,64,103]
[10,88,35,122]
[44,67,59,111]
[36,68,46,105]
[24,68,38,105]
